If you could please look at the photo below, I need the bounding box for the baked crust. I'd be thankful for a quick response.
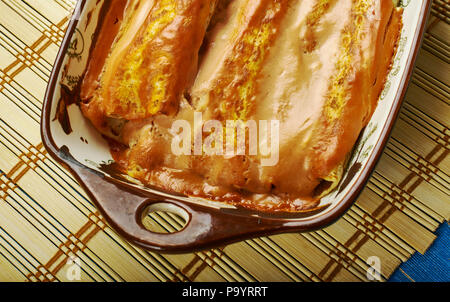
[80,0,403,212]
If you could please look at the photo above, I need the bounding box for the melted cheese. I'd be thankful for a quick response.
[80,0,403,212]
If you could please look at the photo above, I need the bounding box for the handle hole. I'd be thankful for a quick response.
[141,203,189,234]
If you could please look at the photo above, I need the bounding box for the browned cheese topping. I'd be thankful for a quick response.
[80,0,403,212]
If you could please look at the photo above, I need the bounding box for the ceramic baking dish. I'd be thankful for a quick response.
[41,0,431,253]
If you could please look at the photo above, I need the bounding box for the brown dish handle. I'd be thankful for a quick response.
[62,152,288,253]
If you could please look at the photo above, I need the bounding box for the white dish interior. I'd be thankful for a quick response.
[48,0,425,219]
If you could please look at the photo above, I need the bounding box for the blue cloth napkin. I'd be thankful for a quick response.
[389,222,449,282]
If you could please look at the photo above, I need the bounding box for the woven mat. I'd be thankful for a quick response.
[0,0,448,282]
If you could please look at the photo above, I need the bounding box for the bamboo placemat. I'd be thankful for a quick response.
[0,0,448,282]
